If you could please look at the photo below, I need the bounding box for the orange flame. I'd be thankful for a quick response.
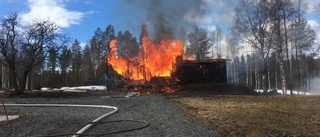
[107,36,183,81]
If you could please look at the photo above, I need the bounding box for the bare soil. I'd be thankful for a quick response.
[168,84,320,137]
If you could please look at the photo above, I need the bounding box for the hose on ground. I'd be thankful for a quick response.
[33,119,150,137]
[5,104,149,137]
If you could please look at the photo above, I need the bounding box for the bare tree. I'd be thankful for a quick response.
[212,26,223,58]
[233,0,273,93]
[226,28,240,84]
[315,2,320,17]
[291,1,317,93]
[0,13,68,94]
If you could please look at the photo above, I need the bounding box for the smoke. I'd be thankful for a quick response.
[309,77,320,95]
[141,0,208,42]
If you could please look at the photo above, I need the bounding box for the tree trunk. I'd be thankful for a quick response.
[262,58,268,93]
[275,1,286,95]
[300,51,303,93]
[278,52,286,95]
[246,58,249,86]
[30,71,34,90]
[1,60,9,90]
[236,61,239,84]
[25,75,28,90]
[305,63,308,95]
[267,60,271,91]
[255,62,259,91]
[233,60,237,84]
[275,60,278,89]
[250,59,253,88]
[9,68,23,94]
[289,57,294,94]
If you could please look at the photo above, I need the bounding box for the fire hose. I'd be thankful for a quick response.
[4,104,149,137]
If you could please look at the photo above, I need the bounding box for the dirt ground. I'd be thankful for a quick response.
[168,84,320,137]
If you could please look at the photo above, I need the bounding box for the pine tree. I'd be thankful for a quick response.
[58,46,71,86]
[187,27,211,60]
[70,39,83,86]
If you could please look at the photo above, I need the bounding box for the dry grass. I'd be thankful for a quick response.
[174,95,320,137]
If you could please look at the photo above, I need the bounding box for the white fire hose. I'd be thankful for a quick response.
[5,104,118,137]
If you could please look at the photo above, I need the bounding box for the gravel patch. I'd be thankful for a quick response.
[0,93,216,137]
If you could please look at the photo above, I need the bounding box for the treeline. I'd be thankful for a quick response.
[224,0,320,94]
[0,12,140,92]
[228,53,320,94]
[27,25,141,90]
[2,0,320,95]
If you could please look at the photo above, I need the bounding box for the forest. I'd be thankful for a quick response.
[1,0,320,95]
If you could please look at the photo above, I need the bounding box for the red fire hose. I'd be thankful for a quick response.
[0,96,9,122]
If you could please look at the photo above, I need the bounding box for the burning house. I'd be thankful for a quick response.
[106,22,228,88]
[106,37,228,87]
[174,56,227,85]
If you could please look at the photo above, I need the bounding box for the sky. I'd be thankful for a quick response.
[0,0,320,52]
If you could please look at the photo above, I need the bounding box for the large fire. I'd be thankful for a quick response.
[107,36,183,81]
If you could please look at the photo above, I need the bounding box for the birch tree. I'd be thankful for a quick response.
[226,28,240,84]
[212,26,223,58]
[290,3,316,93]
[233,0,273,93]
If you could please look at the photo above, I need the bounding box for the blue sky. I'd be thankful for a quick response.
[0,0,150,44]
[0,0,320,49]
[0,0,238,45]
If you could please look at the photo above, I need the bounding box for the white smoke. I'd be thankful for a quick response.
[309,77,320,95]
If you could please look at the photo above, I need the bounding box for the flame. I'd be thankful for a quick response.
[107,36,183,81]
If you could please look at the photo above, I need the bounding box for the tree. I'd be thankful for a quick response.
[268,52,278,89]
[82,45,95,81]
[58,45,71,86]
[70,39,83,86]
[212,26,223,58]
[89,36,99,77]
[273,0,290,94]
[315,2,320,17]
[104,25,116,83]
[116,30,140,59]
[92,28,106,77]
[233,0,274,93]
[47,47,59,87]
[48,47,58,73]
[187,27,211,60]
[0,13,67,94]
[104,25,116,55]
[289,7,316,93]
[226,27,240,84]
[239,55,247,85]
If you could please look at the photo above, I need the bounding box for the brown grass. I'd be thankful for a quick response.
[174,95,320,137]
